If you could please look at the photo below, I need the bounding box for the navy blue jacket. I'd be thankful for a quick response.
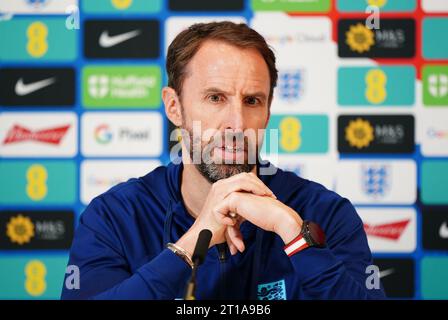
[61,162,385,300]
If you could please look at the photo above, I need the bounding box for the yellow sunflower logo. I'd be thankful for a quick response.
[6,215,35,245]
[112,0,133,10]
[367,0,388,8]
[345,118,375,149]
[346,23,375,53]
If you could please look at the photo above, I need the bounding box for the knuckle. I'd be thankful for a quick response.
[228,192,239,202]
[211,180,221,190]
[239,172,250,179]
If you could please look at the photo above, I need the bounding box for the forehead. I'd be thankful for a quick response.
[185,40,270,91]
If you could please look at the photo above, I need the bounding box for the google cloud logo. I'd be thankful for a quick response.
[95,124,113,144]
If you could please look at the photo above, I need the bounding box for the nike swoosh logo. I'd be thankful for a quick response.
[439,221,448,239]
[99,29,141,48]
[379,268,395,279]
[15,77,56,96]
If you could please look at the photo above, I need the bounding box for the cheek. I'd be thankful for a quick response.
[178,88,204,116]
[252,115,270,145]
[199,123,222,147]
[180,102,209,129]
[247,110,269,129]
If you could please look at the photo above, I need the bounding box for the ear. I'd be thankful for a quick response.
[162,86,183,127]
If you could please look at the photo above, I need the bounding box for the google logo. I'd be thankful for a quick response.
[94,124,113,144]
[427,127,448,139]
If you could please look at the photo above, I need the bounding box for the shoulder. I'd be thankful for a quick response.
[98,164,169,202]
[82,165,170,224]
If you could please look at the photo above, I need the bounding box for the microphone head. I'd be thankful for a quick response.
[192,229,212,266]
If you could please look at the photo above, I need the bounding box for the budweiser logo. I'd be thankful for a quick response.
[364,219,410,241]
[3,124,71,145]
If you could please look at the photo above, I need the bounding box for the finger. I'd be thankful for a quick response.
[219,174,275,199]
[218,214,236,227]
[229,212,246,225]
[225,225,243,255]
[214,193,238,217]
[246,172,276,194]
[241,173,277,199]
[239,172,275,197]
[227,224,245,253]
[225,231,238,255]
[213,194,240,225]
[214,205,237,227]
[229,211,238,219]
[225,179,270,197]
[216,192,268,229]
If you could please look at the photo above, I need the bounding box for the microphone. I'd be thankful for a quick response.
[184,229,212,300]
[192,229,212,265]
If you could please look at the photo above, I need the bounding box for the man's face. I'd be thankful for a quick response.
[179,40,271,183]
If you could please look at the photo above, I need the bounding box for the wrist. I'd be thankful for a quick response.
[166,243,194,268]
[277,216,303,245]
[284,221,327,257]
[175,229,198,258]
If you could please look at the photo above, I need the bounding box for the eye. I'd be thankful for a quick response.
[208,94,224,103]
[245,96,261,106]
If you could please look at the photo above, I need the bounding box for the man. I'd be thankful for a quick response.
[62,22,385,300]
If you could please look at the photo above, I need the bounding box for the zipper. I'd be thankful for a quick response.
[216,243,227,299]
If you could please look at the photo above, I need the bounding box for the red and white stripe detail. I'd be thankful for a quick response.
[284,234,309,257]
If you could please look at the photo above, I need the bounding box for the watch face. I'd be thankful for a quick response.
[307,221,326,247]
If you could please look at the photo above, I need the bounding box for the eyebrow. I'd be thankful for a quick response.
[201,87,232,96]
[201,87,267,100]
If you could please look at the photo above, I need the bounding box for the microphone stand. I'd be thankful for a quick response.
[184,229,212,300]
[184,262,198,300]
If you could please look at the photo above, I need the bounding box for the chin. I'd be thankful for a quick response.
[196,162,255,183]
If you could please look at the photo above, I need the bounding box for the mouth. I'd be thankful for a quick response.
[214,144,247,162]
[222,145,244,152]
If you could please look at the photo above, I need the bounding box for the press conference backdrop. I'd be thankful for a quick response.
[0,0,447,300]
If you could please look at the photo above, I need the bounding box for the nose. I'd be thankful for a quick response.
[223,101,245,132]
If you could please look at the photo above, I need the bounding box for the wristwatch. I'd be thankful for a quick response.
[283,220,326,257]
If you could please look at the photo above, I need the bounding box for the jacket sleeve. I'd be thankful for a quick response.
[61,197,191,300]
[289,197,386,299]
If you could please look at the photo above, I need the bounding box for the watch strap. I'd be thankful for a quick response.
[284,234,309,257]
